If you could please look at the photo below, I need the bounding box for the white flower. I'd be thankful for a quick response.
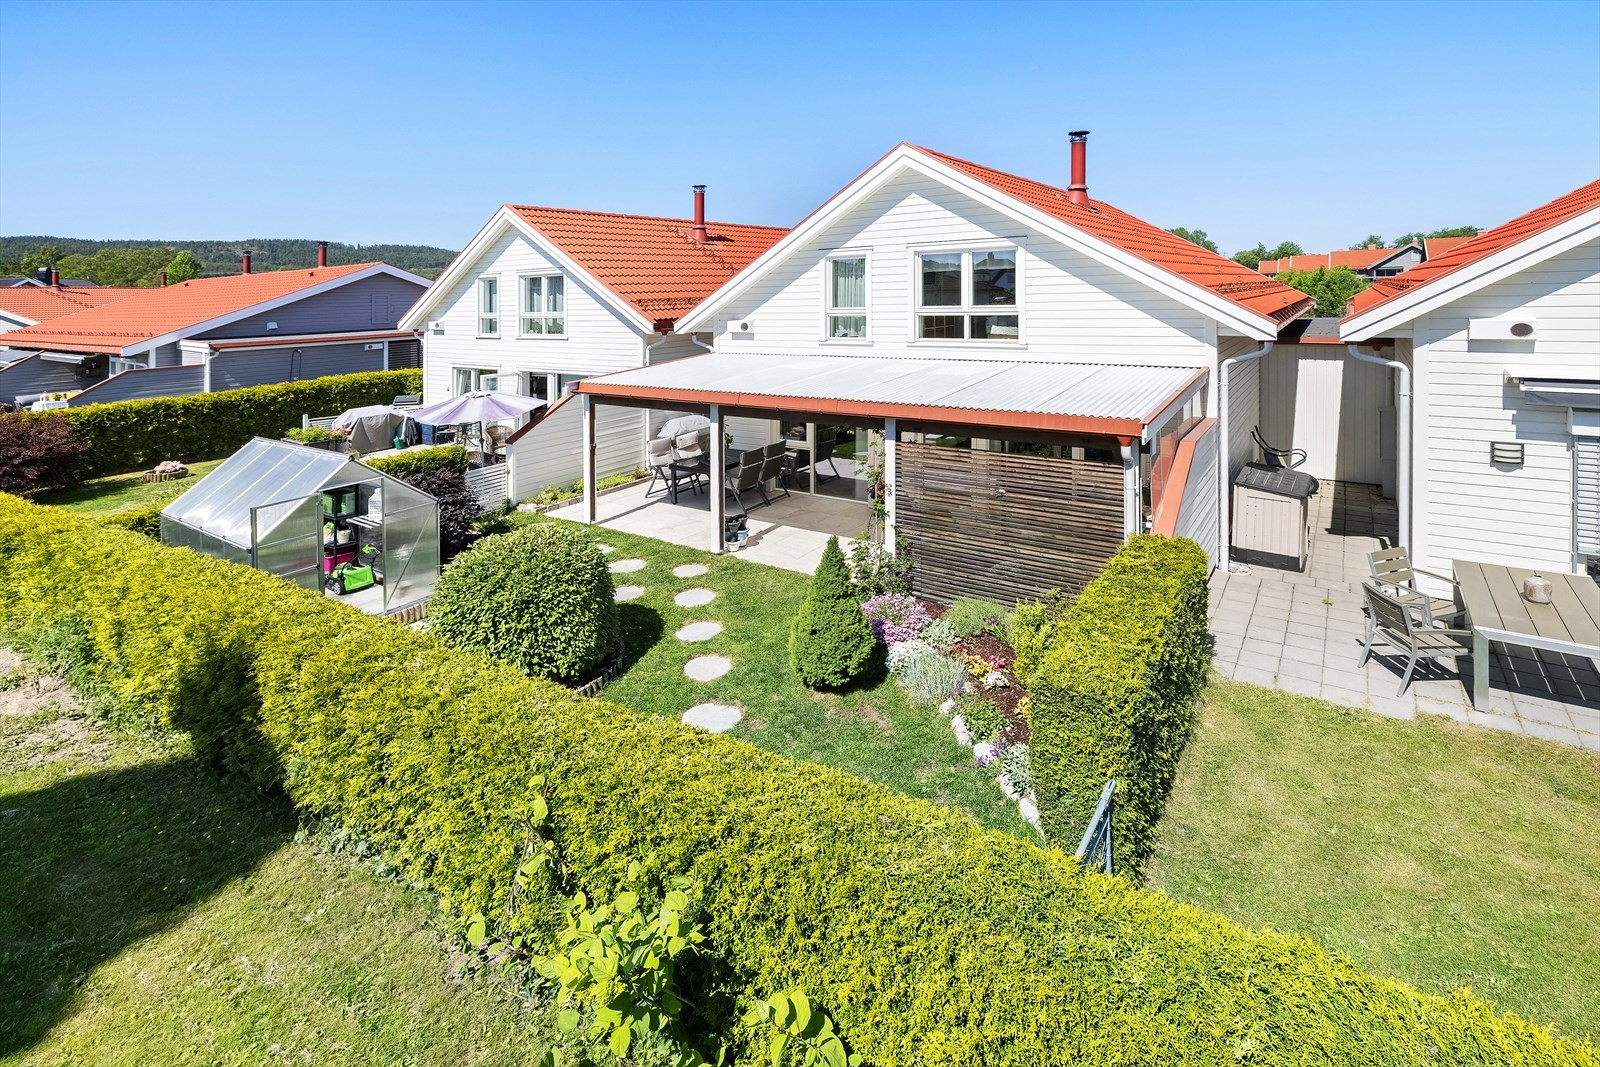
[980,670,1010,690]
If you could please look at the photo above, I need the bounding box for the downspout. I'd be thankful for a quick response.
[1347,343,1410,552]
[1218,341,1274,571]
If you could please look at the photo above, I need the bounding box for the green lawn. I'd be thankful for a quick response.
[38,459,226,517]
[1148,677,1600,1040]
[524,516,1033,839]
[0,650,552,1065]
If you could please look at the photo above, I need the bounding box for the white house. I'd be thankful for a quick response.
[567,136,1312,601]
[396,191,788,502]
[1339,178,1600,586]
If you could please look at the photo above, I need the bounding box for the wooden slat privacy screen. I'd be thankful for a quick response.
[896,442,1125,605]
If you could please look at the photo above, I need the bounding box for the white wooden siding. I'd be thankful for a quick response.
[1219,335,1261,481]
[1409,237,1600,578]
[1174,421,1221,571]
[508,398,640,502]
[1257,343,1393,485]
[419,225,648,404]
[709,171,1215,368]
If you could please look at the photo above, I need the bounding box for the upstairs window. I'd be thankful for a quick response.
[826,256,866,338]
[477,277,499,336]
[916,248,1019,341]
[521,274,566,336]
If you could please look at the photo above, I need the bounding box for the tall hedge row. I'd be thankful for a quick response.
[0,497,1585,1067]
[1024,534,1212,866]
[363,443,468,479]
[41,369,422,477]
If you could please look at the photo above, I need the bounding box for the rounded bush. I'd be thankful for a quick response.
[430,523,619,683]
[790,536,875,689]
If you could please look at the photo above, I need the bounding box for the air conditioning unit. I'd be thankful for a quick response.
[726,318,754,335]
[1469,317,1538,341]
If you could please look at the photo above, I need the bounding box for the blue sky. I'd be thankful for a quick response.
[2,0,1597,256]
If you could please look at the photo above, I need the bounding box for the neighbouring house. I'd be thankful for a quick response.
[1260,244,1424,280]
[1337,177,1600,587]
[0,279,140,331]
[395,191,789,500]
[0,248,428,408]
[0,268,104,288]
[565,134,1311,602]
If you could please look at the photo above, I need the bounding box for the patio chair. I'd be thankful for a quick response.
[756,442,792,505]
[1367,547,1464,625]
[645,438,675,496]
[1358,583,1474,696]
[726,457,765,514]
[672,432,706,493]
[485,424,510,459]
[1252,425,1308,470]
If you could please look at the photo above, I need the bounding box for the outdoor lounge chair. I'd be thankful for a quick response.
[1358,583,1474,696]
[727,454,765,514]
[645,438,675,496]
[756,442,792,506]
[672,432,706,493]
[1367,547,1464,625]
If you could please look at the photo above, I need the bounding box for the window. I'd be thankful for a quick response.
[916,248,1019,341]
[452,367,496,395]
[521,274,566,336]
[826,256,866,338]
[477,277,499,335]
[109,356,148,375]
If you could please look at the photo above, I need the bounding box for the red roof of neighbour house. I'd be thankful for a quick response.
[1259,248,1396,274]
[1346,178,1600,318]
[1421,235,1475,259]
[0,264,378,354]
[508,206,789,330]
[910,146,1313,324]
[0,285,141,324]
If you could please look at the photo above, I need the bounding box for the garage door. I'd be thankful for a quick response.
[1258,344,1393,486]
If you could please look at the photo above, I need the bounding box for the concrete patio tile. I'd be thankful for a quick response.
[1466,709,1523,733]
[1276,673,1323,699]
[1574,730,1600,752]
[1282,629,1328,654]
[1278,657,1322,683]
[1236,650,1280,675]
[1233,665,1278,688]
[1566,708,1600,735]
[1509,695,1572,727]
[1240,635,1286,656]
[1518,718,1582,745]
[1210,616,1250,638]
[1415,696,1470,722]
[1319,684,1368,709]
[1367,692,1417,719]
[1320,667,1370,694]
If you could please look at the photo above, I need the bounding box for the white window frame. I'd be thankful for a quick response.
[477,276,500,337]
[109,355,148,375]
[452,366,497,395]
[821,251,870,343]
[519,273,567,338]
[909,242,1024,346]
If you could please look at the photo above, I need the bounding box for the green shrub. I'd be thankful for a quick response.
[101,499,167,538]
[283,425,338,444]
[0,411,89,496]
[0,498,1586,1067]
[955,695,1004,742]
[789,536,875,690]
[52,369,421,477]
[401,468,479,561]
[429,523,619,684]
[364,444,469,480]
[944,597,1009,640]
[1010,588,1074,684]
[1027,535,1211,868]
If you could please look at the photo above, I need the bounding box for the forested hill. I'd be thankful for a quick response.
[0,237,457,279]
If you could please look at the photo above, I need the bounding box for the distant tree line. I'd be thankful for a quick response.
[0,236,457,283]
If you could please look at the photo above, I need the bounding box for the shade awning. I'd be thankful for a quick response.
[574,353,1206,441]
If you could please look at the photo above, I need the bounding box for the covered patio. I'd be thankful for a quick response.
[569,352,1210,602]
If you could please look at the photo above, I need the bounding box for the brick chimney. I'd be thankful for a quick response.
[691,185,707,243]
[49,268,60,288]
[1066,131,1090,207]
[317,241,328,267]
[159,271,168,287]
[241,249,253,274]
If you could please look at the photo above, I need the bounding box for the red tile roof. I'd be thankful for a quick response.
[910,146,1312,324]
[0,285,141,324]
[508,206,789,330]
[1347,179,1600,318]
[1259,248,1394,274]
[1421,235,1475,259]
[0,264,377,354]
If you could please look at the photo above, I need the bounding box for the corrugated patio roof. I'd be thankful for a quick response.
[576,353,1204,441]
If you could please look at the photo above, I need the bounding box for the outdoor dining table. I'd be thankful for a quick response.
[1454,559,1600,710]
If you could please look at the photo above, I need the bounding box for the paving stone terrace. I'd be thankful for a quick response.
[1210,481,1600,751]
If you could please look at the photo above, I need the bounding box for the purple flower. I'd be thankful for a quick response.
[861,593,933,646]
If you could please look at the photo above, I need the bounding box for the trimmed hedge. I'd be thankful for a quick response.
[1026,535,1211,866]
[0,497,1586,1067]
[44,369,422,477]
[364,444,469,480]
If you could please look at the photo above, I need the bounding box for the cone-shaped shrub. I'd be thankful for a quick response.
[790,536,875,689]
[430,522,619,683]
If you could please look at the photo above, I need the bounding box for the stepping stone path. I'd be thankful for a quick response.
[684,655,732,682]
[674,588,716,607]
[675,620,724,642]
[672,563,709,578]
[614,585,645,602]
[609,558,646,573]
[597,543,615,554]
[681,703,742,733]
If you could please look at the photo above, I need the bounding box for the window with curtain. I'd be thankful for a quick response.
[477,277,499,335]
[452,367,497,395]
[916,248,1019,341]
[521,274,566,336]
[827,256,867,338]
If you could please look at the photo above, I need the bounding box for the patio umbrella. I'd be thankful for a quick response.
[657,414,712,439]
[410,391,548,426]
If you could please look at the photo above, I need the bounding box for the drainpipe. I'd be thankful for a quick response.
[1347,343,1410,552]
[1218,341,1274,571]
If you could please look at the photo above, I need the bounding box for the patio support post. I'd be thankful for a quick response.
[1121,440,1141,538]
[883,417,897,551]
[581,394,597,524]
[807,422,817,495]
[709,403,725,554]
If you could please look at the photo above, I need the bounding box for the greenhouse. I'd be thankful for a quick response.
[160,437,440,614]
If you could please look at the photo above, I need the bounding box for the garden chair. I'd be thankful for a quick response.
[1367,547,1464,625]
[1358,583,1474,696]
[672,432,706,493]
[485,424,510,460]
[644,438,675,496]
[726,455,765,514]
[756,442,792,506]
